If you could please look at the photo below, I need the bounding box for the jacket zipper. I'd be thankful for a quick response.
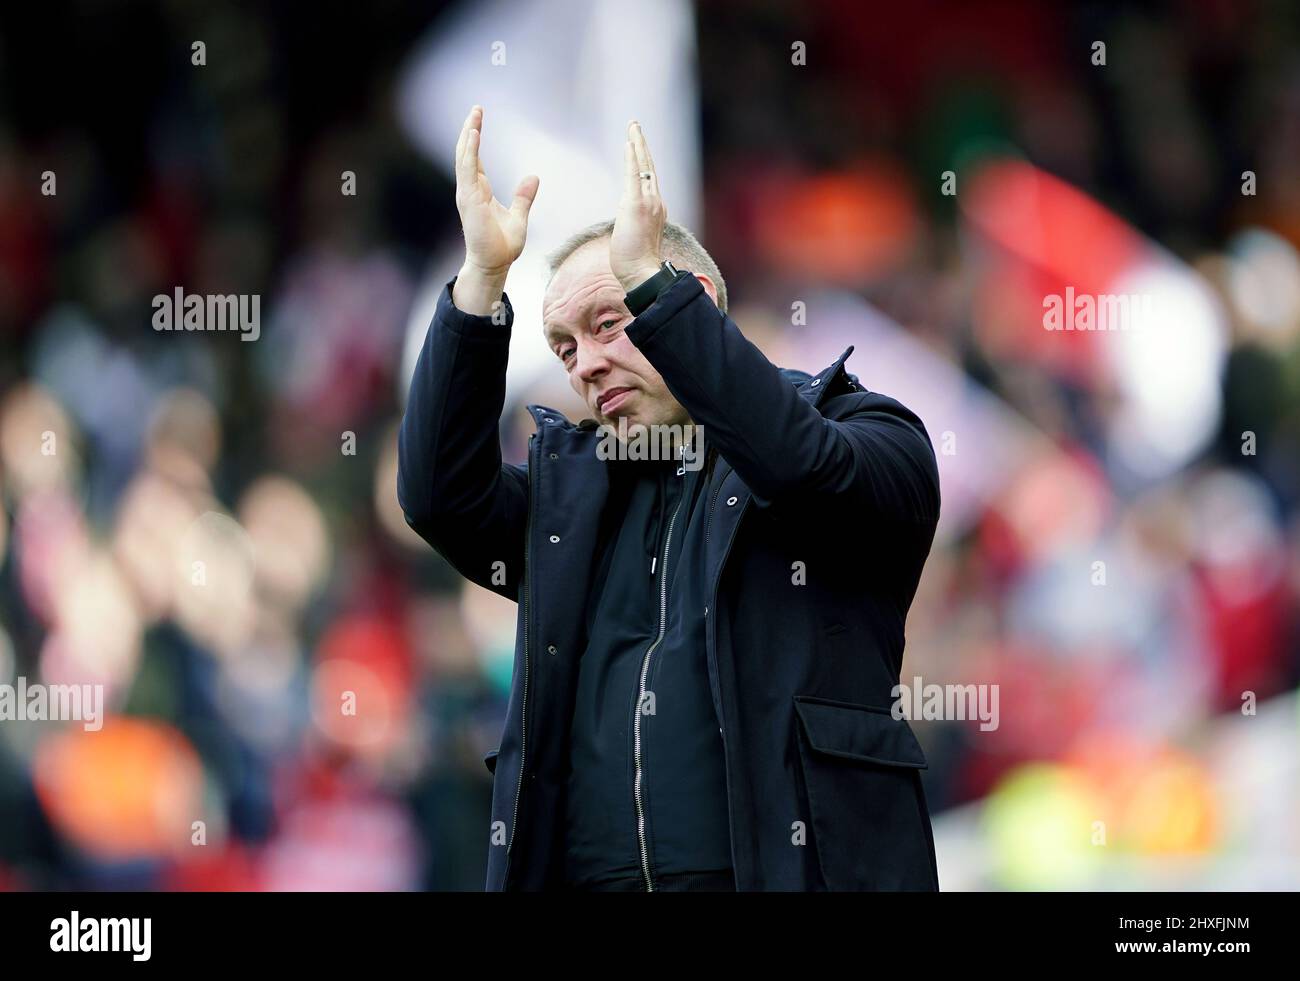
[505,432,539,876]
[633,475,686,892]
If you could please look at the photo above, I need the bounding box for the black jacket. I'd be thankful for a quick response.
[565,448,732,889]
[397,269,943,890]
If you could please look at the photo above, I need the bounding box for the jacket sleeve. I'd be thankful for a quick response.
[624,272,940,526]
[396,276,528,600]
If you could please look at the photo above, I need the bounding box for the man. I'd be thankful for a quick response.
[397,106,942,891]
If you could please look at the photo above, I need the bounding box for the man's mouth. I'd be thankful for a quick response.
[597,387,634,415]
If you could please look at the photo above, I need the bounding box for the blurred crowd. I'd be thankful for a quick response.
[0,0,1297,890]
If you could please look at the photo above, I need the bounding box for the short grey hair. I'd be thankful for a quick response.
[545,219,728,313]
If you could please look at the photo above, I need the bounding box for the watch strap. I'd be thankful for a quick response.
[624,260,681,317]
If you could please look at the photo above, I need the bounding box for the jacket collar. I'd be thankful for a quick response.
[525,404,590,432]
[794,344,858,409]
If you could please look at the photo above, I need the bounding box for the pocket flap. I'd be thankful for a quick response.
[793,696,928,769]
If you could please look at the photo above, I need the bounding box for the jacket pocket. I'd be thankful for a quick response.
[792,695,938,891]
[484,748,499,775]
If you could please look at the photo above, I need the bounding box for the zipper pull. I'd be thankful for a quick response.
[650,555,657,575]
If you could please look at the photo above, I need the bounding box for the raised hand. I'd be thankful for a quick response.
[452,105,539,315]
[609,120,668,294]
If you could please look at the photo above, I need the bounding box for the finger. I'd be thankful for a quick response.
[459,130,479,189]
[465,108,484,177]
[636,121,657,178]
[456,106,481,187]
[629,120,650,175]
[624,140,640,199]
[509,175,540,224]
[630,121,658,197]
[474,105,486,176]
[454,108,473,181]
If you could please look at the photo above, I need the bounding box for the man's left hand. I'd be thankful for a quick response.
[610,120,668,294]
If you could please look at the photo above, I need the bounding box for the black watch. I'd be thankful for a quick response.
[623,260,681,317]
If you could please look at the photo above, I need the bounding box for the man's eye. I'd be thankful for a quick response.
[559,347,575,361]
[597,319,618,333]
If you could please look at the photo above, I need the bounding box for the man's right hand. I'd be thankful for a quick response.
[452,105,539,316]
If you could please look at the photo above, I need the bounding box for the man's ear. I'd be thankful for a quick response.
[694,273,720,308]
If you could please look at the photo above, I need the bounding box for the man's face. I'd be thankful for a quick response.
[543,239,714,432]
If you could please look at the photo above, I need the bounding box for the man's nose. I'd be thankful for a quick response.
[573,340,610,385]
